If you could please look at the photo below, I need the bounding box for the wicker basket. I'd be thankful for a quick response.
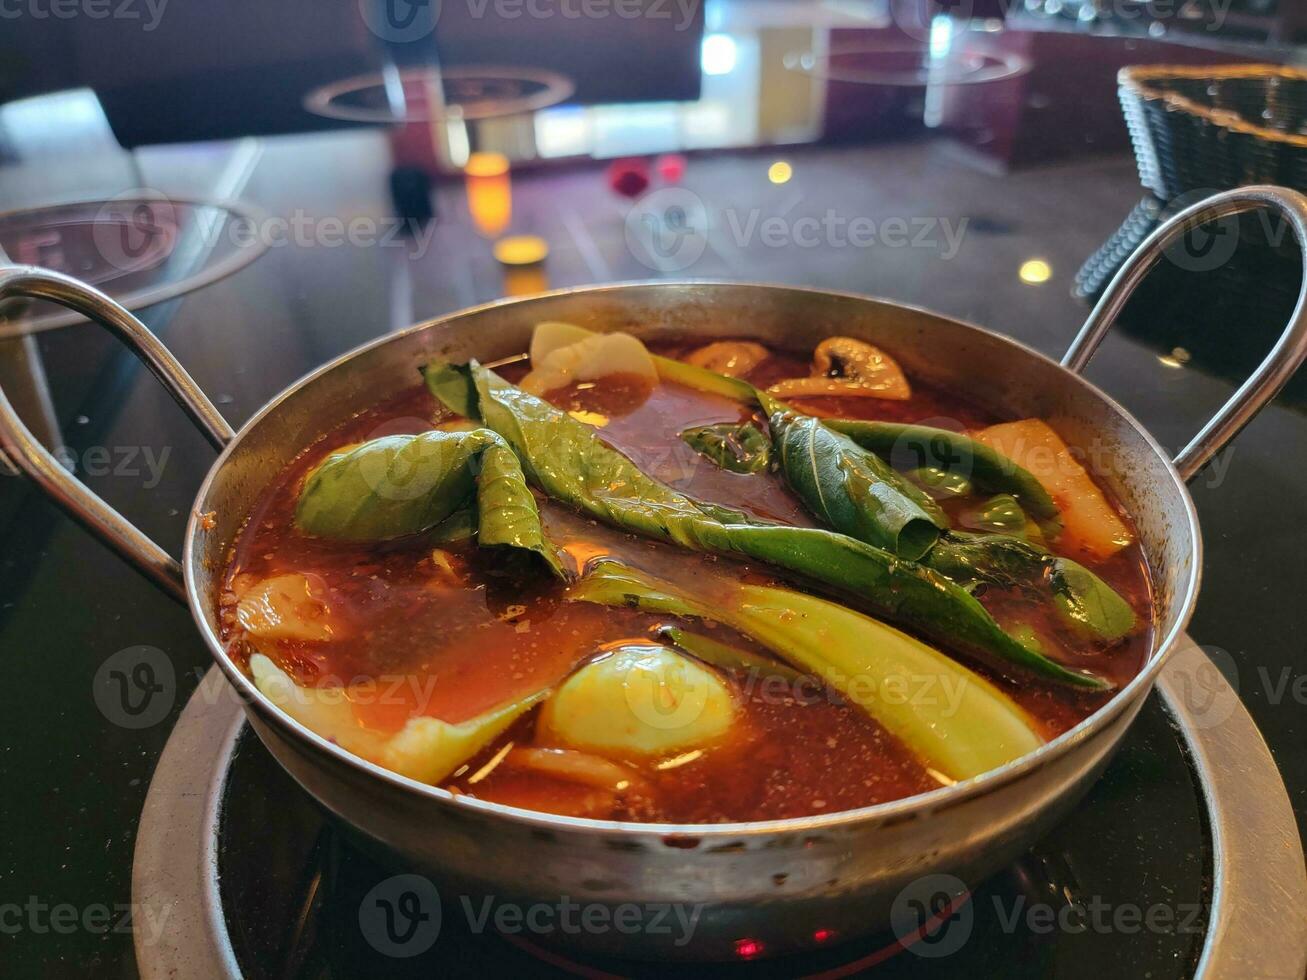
[1119,64,1307,199]
[1077,64,1307,302]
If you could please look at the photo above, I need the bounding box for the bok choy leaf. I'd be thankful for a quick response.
[766,405,945,558]
[680,421,772,474]
[294,429,564,578]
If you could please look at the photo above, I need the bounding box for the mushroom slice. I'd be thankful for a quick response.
[767,336,911,400]
[684,340,770,378]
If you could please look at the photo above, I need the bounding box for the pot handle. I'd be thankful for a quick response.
[0,265,234,602]
[1062,184,1307,483]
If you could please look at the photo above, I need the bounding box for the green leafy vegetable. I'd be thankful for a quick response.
[1050,558,1138,643]
[906,465,973,499]
[927,532,1045,591]
[681,421,772,474]
[294,429,563,577]
[425,360,1107,689]
[823,419,1061,528]
[962,493,1029,537]
[926,532,1136,643]
[572,561,1045,782]
[296,433,477,541]
[767,405,944,559]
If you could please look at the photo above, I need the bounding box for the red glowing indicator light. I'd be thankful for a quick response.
[813,928,835,943]
[735,938,764,958]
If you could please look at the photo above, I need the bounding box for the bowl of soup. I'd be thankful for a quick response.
[185,281,1202,960]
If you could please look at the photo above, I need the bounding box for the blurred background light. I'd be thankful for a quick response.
[701,33,738,76]
[1019,258,1053,284]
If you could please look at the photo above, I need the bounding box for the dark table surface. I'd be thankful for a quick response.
[2,57,1307,976]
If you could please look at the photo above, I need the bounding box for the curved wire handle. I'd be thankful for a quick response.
[0,265,233,601]
[1064,184,1307,482]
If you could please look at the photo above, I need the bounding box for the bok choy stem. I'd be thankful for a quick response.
[250,653,550,784]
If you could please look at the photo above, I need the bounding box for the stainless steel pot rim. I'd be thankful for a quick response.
[182,279,1203,839]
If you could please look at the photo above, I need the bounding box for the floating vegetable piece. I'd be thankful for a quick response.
[250,653,384,758]
[926,532,1136,643]
[237,573,336,642]
[382,692,549,784]
[294,429,564,578]
[537,644,737,757]
[570,562,1045,782]
[250,653,550,784]
[768,407,943,559]
[767,337,912,400]
[906,465,973,500]
[1049,558,1137,644]
[681,420,772,474]
[824,419,1060,528]
[962,494,1029,537]
[425,361,1109,689]
[424,361,479,418]
[520,321,657,396]
[685,340,770,377]
[972,418,1131,558]
[656,625,806,685]
[529,321,593,364]
[926,532,1046,591]
[295,432,478,541]
[473,439,565,576]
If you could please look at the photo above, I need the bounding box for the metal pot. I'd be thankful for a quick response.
[3,186,1306,960]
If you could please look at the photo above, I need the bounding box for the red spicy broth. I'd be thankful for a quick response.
[218,338,1153,823]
